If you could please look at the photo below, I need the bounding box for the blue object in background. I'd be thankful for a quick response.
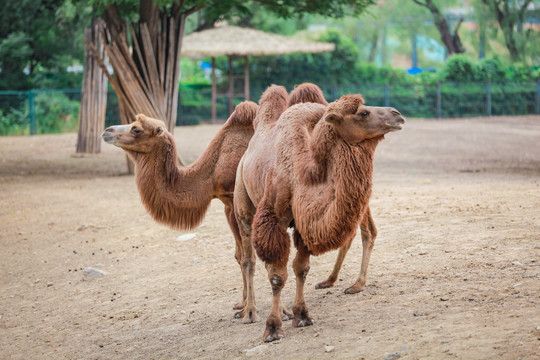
[407,67,423,75]
[199,61,212,70]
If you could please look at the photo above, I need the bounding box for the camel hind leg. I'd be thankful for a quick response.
[233,168,260,324]
[315,206,376,294]
[224,204,247,310]
[314,230,356,289]
[345,207,377,294]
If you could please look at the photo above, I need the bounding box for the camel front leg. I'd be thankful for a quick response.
[224,205,247,310]
[345,207,377,294]
[292,230,315,327]
[263,263,288,342]
[314,232,355,289]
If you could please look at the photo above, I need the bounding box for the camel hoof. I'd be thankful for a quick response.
[234,309,260,323]
[293,317,315,328]
[315,280,335,289]
[344,285,364,294]
[281,308,293,321]
[263,330,285,342]
[233,301,245,310]
[243,315,261,324]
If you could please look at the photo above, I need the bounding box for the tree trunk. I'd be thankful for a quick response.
[412,0,466,55]
[482,0,532,62]
[367,32,379,63]
[76,18,108,154]
[90,3,187,134]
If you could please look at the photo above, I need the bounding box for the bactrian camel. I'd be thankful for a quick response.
[234,86,405,341]
[100,84,330,317]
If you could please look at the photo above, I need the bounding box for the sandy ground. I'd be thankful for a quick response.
[0,115,539,360]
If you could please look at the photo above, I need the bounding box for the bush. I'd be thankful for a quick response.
[35,93,80,134]
[0,107,28,135]
[441,54,478,82]
[477,57,507,81]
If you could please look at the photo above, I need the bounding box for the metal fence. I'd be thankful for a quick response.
[1,81,538,136]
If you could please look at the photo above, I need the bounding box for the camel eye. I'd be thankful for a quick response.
[360,111,370,117]
[131,127,143,135]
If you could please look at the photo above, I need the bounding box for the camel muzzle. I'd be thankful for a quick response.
[386,116,405,132]
[101,130,116,144]
[101,125,131,144]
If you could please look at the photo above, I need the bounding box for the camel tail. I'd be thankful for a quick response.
[229,101,259,127]
[288,83,328,107]
[254,85,288,129]
[251,201,290,267]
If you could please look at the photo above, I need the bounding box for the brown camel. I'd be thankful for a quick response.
[100,84,329,316]
[234,87,405,341]
[289,84,379,294]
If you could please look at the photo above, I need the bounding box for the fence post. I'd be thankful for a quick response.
[486,80,492,116]
[535,80,540,114]
[436,82,441,118]
[384,83,389,107]
[28,91,36,135]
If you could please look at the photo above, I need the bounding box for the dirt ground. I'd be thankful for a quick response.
[0,115,539,360]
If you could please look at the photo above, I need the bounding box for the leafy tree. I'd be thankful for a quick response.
[411,0,466,55]
[481,0,535,62]
[0,0,92,90]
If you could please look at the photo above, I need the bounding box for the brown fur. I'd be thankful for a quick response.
[287,83,328,107]
[253,85,288,130]
[235,88,404,341]
[113,101,259,230]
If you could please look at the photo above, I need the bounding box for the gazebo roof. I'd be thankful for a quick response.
[181,25,335,58]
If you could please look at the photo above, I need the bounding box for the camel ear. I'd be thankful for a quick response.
[325,112,343,125]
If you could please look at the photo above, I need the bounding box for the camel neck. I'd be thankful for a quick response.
[131,132,214,230]
[294,129,381,254]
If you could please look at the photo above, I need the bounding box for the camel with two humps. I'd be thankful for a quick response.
[234,86,405,341]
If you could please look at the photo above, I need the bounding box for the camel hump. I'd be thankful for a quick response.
[229,101,259,127]
[288,83,328,107]
[325,94,365,118]
[254,85,288,129]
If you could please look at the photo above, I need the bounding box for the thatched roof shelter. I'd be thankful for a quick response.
[181,26,335,122]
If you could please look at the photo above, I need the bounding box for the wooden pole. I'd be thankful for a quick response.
[76,18,108,154]
[244,55,250,101]
[228,55,233,117]
[211,57,216,123]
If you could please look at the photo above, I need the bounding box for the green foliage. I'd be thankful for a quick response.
[0,32,33,90]
[0,0,92,91]
[477,56,507,81]
[440,54,478,82]
[35,93,80,134]
[0,107,28,136]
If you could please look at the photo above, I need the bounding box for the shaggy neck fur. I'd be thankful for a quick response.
[130,132,219,230]
[293,122,382,255]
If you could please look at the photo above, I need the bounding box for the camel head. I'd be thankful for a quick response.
[101,114,167,153]
[324,94,405,144]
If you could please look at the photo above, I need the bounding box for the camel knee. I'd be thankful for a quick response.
[236,213,253,235]
[235,251,242,266]
[294,265,310,282]
[269,274,286,295]
[242,257,255,275]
